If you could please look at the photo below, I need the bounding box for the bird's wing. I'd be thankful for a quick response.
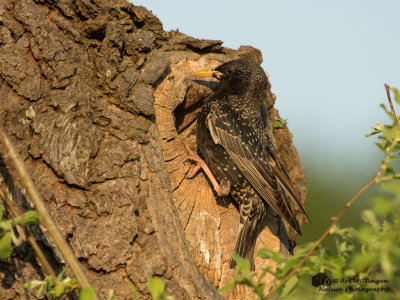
[207,101,302,234]
[260,103,310,220]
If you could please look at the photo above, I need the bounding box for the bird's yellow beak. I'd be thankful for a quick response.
[194,70,223,79]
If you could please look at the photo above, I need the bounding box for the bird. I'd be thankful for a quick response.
[186,59,309,270]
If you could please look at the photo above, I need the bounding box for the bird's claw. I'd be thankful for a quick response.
[184,145,203,178]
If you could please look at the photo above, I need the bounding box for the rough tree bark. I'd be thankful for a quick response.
[0,0,307,299]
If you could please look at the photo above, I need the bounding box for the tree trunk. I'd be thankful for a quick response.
[0,1,307,299]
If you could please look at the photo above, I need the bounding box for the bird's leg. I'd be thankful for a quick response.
[184,145,231,196]
[186,164,201,179]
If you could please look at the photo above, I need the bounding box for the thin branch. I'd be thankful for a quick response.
[384,83,400,127]
[266,159,387,299]
[377,173,400,182]
[267,171,382,298]
[0,190,56,279]
[266,85,399,299]
[0,124,98,299]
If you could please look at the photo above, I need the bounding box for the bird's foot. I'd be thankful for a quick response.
[183,145,204,178]
[184,145,231,197]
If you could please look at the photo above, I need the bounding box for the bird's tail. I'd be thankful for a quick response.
[230,221,258,271]
[230,202,266,271]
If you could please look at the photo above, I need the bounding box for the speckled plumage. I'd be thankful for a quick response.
[196,59,308,270]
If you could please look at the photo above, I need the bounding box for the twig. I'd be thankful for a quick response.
[266,85,399,299]
[267,148,389,298]
[0,190,56,279]
[0,124,98,299]
[266,163,385,299]
[384,83,400,127]
[377,173,400,182]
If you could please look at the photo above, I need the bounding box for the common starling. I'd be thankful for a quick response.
[187,59,309,270]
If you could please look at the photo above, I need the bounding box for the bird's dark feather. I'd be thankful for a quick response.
[207,100,302,234]
[195,59,308,270]
[260,103,310,220]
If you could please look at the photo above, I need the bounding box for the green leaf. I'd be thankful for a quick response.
[256,248,282,263]
[357,225,375,243]
[380,103,396,121]
[381,180,400,194]
[0,219,12,231]
[130,284,140,300]
[384,162,395,176]
[147,277,165,300]
[372,195,395,216]
[254,283,265,297]
[36,280,47,298]
[274,117,288,129]
[334,293,353,300]
[24,280,45,289]
[69,277,77,286]
[11,215,22,225]
[374,142,387,153]
[258,266,273,281]
[56,283,65,297]
[56,270,65,281]
[361,244,366,256]
[0,232,12,259]
[281,257,300,276]
[292,242,313,257]
[381,125,400,144]
[280,275,298,298]
[380,250,393,279]
[351,252,378,271]
[231,252,250,274]
[338,241,347,253]
[46,275,55,288]
[79,287,95,300]
[366,122,384,137]
[217,279,236,293]
[236,274,255,287]
[107,289,115,300]
[391,87,400,105]
[361,210,379,229]
[12,210,40,225]
[22,210,40,224]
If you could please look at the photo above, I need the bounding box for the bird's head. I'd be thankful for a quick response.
[194,59,268,97]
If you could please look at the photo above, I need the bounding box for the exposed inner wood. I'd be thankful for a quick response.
[154,57,308,299]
